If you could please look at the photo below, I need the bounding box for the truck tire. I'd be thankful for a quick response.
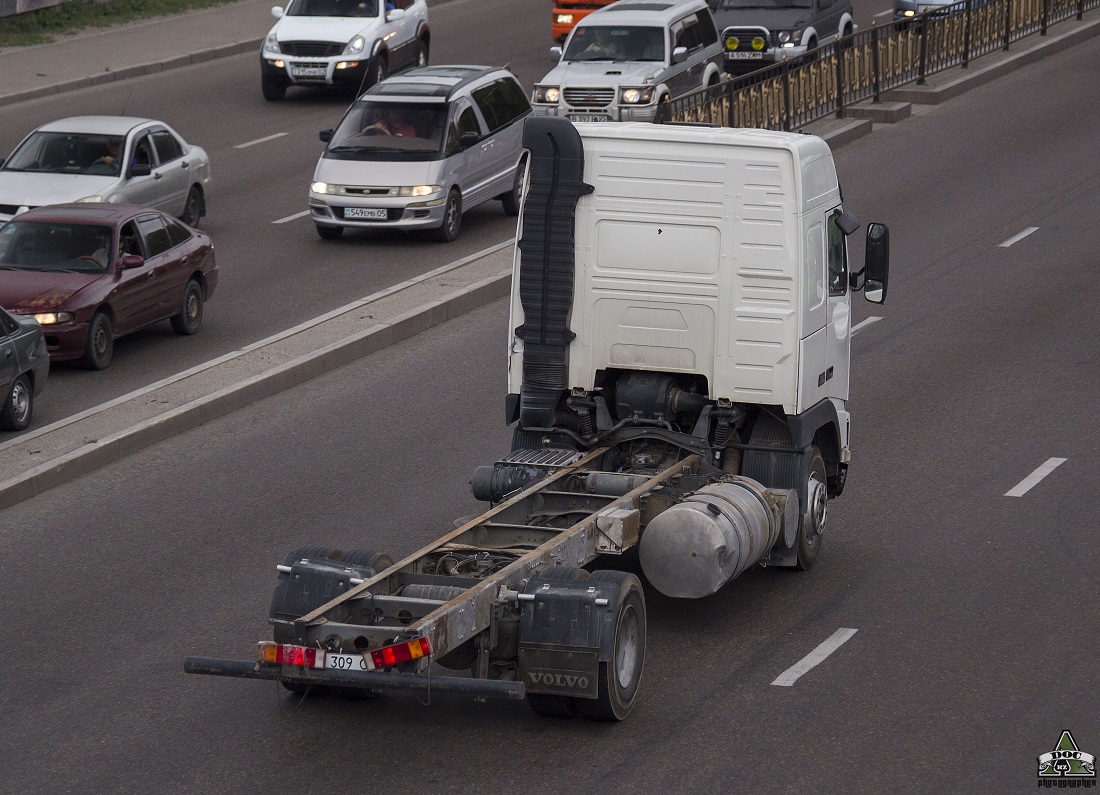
[796,447,827,570]
[574,570,646,721]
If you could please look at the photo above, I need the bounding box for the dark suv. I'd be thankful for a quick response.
[709,0,855,75]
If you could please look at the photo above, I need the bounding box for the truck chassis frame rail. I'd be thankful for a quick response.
[185,446,703,708]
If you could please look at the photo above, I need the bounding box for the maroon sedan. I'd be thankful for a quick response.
[0,203,217,369]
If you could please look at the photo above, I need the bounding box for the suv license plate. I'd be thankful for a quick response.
[727,52,765,60]
[292,66,327,77]
[568,115,609,123]
[344,208,388,220]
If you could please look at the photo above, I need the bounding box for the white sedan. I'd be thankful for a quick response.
[0,116,212,226]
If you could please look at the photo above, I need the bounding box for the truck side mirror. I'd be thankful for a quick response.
[864,222,889,304]
[672,46,688,64]
[319,128,334,143]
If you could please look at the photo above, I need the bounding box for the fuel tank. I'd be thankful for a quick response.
[639,478,797,598]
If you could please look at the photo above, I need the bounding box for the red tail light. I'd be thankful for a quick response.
[367,637,432,670]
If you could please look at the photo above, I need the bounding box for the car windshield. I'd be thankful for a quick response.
[0,221,113,273]
[286,0,379,17]
[325,102,448,161]
[564,26,666,62]
[714,0,813,9]
[3,132,128,177]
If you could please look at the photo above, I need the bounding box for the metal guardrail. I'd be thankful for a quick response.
[658,0,1098,129]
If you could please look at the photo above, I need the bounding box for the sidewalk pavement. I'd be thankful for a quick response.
[0,2,1096,510]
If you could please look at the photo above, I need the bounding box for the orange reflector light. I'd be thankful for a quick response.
[367,637,432,670]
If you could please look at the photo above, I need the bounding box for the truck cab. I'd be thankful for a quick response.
[507,117,888,568]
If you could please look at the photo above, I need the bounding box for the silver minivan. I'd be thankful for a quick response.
[309,65,531,242]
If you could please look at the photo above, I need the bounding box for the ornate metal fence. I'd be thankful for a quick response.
[659,0,1098,129]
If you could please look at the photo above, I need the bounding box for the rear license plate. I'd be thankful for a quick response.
[568,115,610,123]
[291,66,327,77]
[727,52,765,60]
[344,207,388,220]
[325,653,368,671]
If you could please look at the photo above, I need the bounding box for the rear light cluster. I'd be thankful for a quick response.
[257,637,432,670]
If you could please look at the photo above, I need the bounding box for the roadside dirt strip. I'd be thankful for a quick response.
[0,242,513,509]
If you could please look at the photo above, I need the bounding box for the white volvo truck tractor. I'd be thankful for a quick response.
[186,116,889,722]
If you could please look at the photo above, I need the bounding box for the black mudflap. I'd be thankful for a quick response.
[740,412,810,566]
[517,576,610,699]
[515,116,593,428]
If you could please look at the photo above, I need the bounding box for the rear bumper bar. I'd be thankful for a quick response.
[183,656,527,700]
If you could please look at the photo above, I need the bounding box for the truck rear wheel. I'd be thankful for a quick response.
[574,570,646,722]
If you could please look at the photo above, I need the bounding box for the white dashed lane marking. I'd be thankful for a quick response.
[851,316,883,335]
[234,132,289,149]
[998,226,1040,247]
[1005,457,1067,497]
[272,210,311,224]
[772,628,858,687]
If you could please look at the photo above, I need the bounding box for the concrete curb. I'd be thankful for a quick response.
[0,268,510,510]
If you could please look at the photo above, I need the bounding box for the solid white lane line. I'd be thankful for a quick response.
[1005,457,1067,497]
[234,132,288,149]
[772,628,858,687]
[851,316,883,335]
[273,210,310,224]
[997,226,1039,247]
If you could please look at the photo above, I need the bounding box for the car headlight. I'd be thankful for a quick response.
[76,195,103,203]
[555,13,574,24]
[33,312,74,325]
[265,32,281,53]
[534,86,561,104]
[345,35,366,55]
[398,185,441,197]
[778,29,803,46]
[620,87,655,105]
[311,181,337,194]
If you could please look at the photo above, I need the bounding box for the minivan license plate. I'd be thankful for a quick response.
[344,208,388,220]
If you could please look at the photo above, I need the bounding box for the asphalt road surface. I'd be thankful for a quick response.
[0,0,890,429]
[1,31,1097,793]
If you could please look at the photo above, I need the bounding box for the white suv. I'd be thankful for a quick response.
[260,0,430,101]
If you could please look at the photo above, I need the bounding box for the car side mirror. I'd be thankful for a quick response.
[550,45,563,58]
[121,254,145,269]
[863,222,889,304]
[672,45,688,64]
[129,163,152,178]
[271,6,284,18]
[386,8,406,20]
[459,131,480,149]
[319,128,334,143]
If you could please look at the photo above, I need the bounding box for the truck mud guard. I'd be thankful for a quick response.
[516,116,592,428]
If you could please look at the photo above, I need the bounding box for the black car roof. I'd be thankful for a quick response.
[364,65,502,102]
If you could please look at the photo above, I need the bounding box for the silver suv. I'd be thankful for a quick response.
[309,66,531,242]
[532,0,725,123]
